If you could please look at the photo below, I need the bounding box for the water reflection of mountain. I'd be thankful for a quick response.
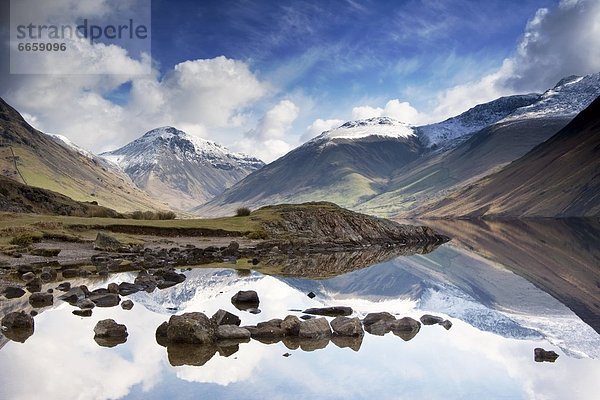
[419,218,600,334]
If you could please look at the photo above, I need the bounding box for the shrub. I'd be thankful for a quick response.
[10,233,36,247]
[246,230,268,240]
[156,211,176,220]
[235,207,251,217]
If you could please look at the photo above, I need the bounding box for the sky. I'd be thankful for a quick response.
[1,0,600,162]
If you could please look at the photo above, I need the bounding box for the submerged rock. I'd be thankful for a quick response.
[167,344,217,367]
[303,306,353,317]
[331,334,363,352]
[534,348,559,362]
[1,311,35,343]
[73,309,92,317]
[420,314,444,325]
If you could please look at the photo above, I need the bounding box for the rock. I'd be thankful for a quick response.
[534,348,559,362]
[389,317,421,341]
[299,337,330,352]
[251,258,260,265]
[25,278,42,293]
[440,320,452,330]
[166,312,216,344]
[56,282,71,292]
[17,265,34,275]
[365,320,392,336]
[298,317,332,339]
[420,314,444,325]
[154,269,186,284]
[30,310,38,317]
[30,248,61,257]
[107,283,119,294]
[73,309,92,317]
[29,292,53,308]
[121,300,134,310]
[247,308,261,314]
[247,319,287,340]
[61,268,80,279]
[118,282,144,296]
[211,309,241,326]
[94,232,124,252]
[216,325,251,340]
[281,315,301,336]
[3,286,26,299]
[363,312,396,328]
[94,319,128,337]
[223,241,240,256]
[283,352,291,357]
[330,317,364,337]
[133,271,158,293]
[300,315,314,320]
[1,311,35,343]
[40,267,57,282]
[231,290,259,306]
[88,293,121,307]
[21,272,36,281]
[303,306,353,317]
[307,291,316,299]
[58,287,86,304]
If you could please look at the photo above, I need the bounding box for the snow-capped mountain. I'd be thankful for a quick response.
[100,126,264,211]
[417,72,600,149]
[195,117,424,216]
[416,94,540,148]
[501,73,600,121]
[310,117,415,144]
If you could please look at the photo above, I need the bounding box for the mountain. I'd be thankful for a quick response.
[417,93,540,148]
[195,117,425,216]
[196,73,600,217]
[0,175,119,216]
[100,127,264,211]
[0,97,166,213]
[409,95,600,218]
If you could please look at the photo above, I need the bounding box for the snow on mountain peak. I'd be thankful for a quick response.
[500,72,600,122]
[310,116,415,144]
[101,126,263,169]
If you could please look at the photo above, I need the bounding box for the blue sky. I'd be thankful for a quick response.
[2,0,599,161]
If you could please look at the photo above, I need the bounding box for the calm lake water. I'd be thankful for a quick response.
[1,219,599,400]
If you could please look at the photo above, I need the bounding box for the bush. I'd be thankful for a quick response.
[10,233,36,247]
[128,210,176,220]
[156,211,176,220]
[235,207,251,217]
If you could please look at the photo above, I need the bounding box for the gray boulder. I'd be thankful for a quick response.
[94,319,128,338]
[331,316,364,337]
[3,286,26,299]
[211,309,241,326]
[420,314,444,325]
[216,325,251,340]
[281,315,301,336]
[231,290,259,305]
[29,292,53,308]
[534,348,559,362]
[94,232,125,252]
[389,317,421,341]
[166,312,216,344]
[121,300,134,310]
[298,317,332,339]
[89,293,120,307]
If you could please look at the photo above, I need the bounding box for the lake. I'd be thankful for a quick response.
[1,218,599,400]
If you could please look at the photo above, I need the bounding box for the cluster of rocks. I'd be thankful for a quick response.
[147,290,456,366]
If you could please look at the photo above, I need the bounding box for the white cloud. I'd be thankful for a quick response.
[238,100,300,162]
[351,99,425,124]
[301,118,344,141]
[431,0,600,121]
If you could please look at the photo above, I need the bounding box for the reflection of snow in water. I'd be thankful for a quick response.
[1,259,600,400]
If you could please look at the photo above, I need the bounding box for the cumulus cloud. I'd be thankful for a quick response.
[238,100,300,162]
[431,0,600,120]
[301,118,344,141]
[5,48,269,153]
[351,99,425,124]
